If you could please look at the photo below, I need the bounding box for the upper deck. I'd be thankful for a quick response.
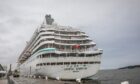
[18,15,102,64]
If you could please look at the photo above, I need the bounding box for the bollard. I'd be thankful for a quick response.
[76,78,81,83]
[121,81,129,84]
[34,75,36,78]
[30,75,32,78]
[45,76,48,80]
[56,77,60,80]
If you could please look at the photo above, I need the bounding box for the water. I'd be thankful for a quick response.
[90,68,140,84]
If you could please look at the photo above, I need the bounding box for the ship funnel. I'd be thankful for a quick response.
[45,14,54,25]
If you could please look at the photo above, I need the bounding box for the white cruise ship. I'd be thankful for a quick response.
[17,15,103,82]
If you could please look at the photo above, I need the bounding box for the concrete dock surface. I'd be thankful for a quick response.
[13,77,77,84]
[0,79,7,84]
[9,76,99,84]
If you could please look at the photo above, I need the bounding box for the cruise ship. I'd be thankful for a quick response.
[17,15,103,82]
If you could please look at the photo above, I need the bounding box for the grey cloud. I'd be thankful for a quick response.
[0,0,140,69]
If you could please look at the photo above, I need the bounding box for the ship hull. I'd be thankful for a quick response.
[20,63,100,80]
[18,15,103,81]
[19,51,101,80]
[38,64,100,79]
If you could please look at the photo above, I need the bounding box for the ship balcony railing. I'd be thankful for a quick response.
[32,41,55,53]
[54,40,92,44]
[54,36,90,40]
[32,36,54,47]
[32,33,54,45]
[19,58,26,62]
[40,27,80,33]
[36,32,54,39]
[26,33,54,49]
[32,40,95,51]
[55,48,102,53]
[54,42,96,46]
[27,37,91,52]
[38,32,54,36]
[20,54,30,59]
[41,28,56,31]
[31,40,95,54]
[31,42,96,54]
[54,28,80,32]
[27,36,55,51]
[54,33,87,37]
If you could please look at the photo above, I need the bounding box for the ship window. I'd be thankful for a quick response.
[95,61,101,64]
[78,62,83,64]
[89,62,94,64]
[51,62,56,65]
[51,53,56,57]
[47,63,50,65]
[42,54,45,58]
[40,63,43,66]
[64,62,70,65]
[36,64,39,66]
[84,62,88,64]
[42,54,50,58]
[60,54,66,57]
[71,62,77,64]
[94,53,100,56]
[57,62,63,65]
[67,53,70,57]
[70,53,76,57]
[43,63,47,65]
[86,54,92,57]
[78,54,85,57]
[51,53,58,57]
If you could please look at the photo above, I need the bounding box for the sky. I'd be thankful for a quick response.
[0,0,140,69]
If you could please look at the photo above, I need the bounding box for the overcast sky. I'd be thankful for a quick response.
[0,0,140,69]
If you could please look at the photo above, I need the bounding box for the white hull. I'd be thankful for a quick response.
[20,51,101,80]
[20,62,100,80]
[38,64,100,79]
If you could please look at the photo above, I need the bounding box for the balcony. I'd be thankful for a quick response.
[55,36,90,40]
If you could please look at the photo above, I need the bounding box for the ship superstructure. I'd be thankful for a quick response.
[17,15,103,81]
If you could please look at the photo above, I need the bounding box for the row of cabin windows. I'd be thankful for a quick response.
[34,39,90,48]
[33,43,93,55]
[33,39,54,49]
[31,34,87,47]
[33,38,90,51]
[40,30,54,32]
[39,30,83,35]
[40,33,87,38]
[35,33,88,45]
[40,44,92,49]
[55,31,81,35]
[36,61,101,66]
[55,36,87,39]
[28,32,88,54]
[37,53,101,58]
[55,40,91,44]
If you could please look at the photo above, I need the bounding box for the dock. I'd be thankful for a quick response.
[8,76,99,84]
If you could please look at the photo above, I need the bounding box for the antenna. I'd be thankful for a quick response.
[45,14,54,25]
